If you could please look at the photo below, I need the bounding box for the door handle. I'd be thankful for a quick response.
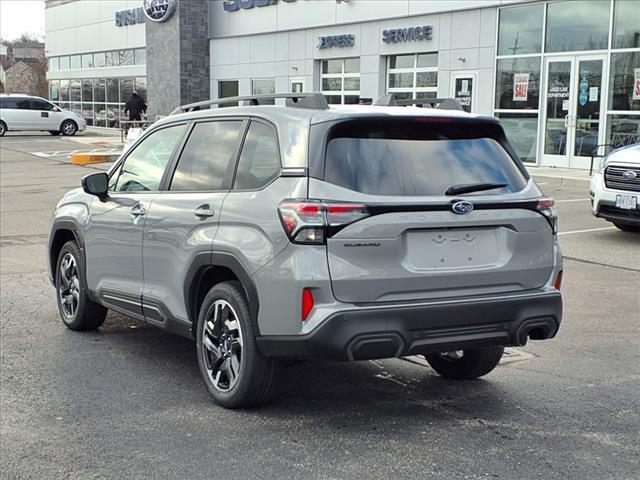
[195,205,215,218]
[130,203,146,216]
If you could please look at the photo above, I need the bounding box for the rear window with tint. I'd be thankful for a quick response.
[324,119,526,196]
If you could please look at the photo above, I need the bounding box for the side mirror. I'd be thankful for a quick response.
[81,172,109,199]
[53,106,61,112]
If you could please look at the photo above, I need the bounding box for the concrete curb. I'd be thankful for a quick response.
[71,152,120,165]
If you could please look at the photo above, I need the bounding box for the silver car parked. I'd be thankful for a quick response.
[48,93,563,408]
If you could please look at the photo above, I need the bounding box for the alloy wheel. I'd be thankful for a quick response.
[62,121,76,135]
[58,253,80,319]
[202,299,244,392]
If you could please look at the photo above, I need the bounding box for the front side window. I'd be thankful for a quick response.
[387,53,438,101]
[545,0,610,53]
[321,58,360,105]
[324,119,526,197]
[113,124,187,192]
[170,121,244,191]
[234,122,280,190]
[31,99,55,111]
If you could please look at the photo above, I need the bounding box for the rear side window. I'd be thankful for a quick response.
[234,121,280,190]
[0,97,30,109]
[170,121,244,191]
[324,119,526,196]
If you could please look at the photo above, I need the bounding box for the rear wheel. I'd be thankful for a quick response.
[425,346,504,380]
[613,222,640,233]
[55,241,107,330]
[196,281,279,409]
[0,121,6,136]
[60,120,77,136]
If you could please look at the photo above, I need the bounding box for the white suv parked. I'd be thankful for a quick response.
[0,94,86,136]
[590,143,640,232]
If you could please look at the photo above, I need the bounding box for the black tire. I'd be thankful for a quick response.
[196,281,279,409]
[49,130,61,136]
[613,222,640,233]
[55,240,107,331]
[60,120,77,136]
[0,121,6,136]
[425,346,504,380]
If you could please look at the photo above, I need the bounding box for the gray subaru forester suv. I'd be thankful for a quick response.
[48,93,563,408]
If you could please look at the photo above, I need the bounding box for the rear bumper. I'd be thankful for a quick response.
[256,289,562,361]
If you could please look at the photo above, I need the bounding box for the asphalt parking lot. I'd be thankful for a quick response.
[1,133,639,480]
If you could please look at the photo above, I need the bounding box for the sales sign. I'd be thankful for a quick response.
[633,68,640,101]
[513,73,529,102]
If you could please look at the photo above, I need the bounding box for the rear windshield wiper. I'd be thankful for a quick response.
[445,182,508,196]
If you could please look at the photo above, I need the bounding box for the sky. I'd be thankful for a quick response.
[0,0,45,41]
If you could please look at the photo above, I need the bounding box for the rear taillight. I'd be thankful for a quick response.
[302,288,314,321]
[278,200,369,244]
[536,198,558,234]
[553,270,563,290]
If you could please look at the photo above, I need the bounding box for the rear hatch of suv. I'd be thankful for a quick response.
[308,115,555,304]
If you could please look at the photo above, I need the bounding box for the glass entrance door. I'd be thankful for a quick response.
[541,55,606,169]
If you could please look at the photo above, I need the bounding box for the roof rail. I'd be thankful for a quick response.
[171,92,329,115]
[373,94,464,111]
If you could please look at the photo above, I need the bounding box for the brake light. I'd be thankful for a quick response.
[278,200,369,244]
[536,198,558,234]
[302,288,314,321]
[553,271,563,290]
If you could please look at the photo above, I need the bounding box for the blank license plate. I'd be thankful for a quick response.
[616,194,637,210]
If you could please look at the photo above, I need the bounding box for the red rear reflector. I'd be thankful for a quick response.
[302,288,314,321]
[554,271,563,290]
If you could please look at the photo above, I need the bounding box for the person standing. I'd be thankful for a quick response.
[124,91,147,122]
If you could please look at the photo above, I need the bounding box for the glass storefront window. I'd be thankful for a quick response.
[613,0,640,49]
[498,4,544,56]
[387,53,438,100]
[251,78,275,104]
[59,80,70,101]
[49,81,60,102]
[134,77,147,100]
[82,79,93,102]
[134,48,146,65]
[545,1,610,53]
[119,50,134,66]
[94,52,106,68]
[82,54,93,69]
[48,57,59,71]
[69,80,81,102]
[94,79,106,103]
[59,56,70,70]
[70,55,81,69]
[82,104,94,127]
[105,52,119,67]
[609,51,640,111]
[106,79,119,103]
[121,77,134,103]
[495,112,539,162]
[219,80,239,106]
[321,58,361,105]
[607,114,640,149]
[495,57,541,109]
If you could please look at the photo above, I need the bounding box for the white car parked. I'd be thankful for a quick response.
[590,143,640,232]
[0,94,86,136]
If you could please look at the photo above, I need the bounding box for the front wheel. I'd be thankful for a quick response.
[424,346,504,380]
[55,241,107,330]
[196,281,279,409]
[60,120,77,136]
[0,121,6,136]
[613,222,640,233]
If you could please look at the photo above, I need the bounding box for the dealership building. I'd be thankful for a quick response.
[45,0,639,169]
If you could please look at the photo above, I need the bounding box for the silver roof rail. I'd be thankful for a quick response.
[171,92,329,115]
[373,94,464,112]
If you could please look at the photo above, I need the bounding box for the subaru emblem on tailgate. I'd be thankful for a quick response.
[622,170,637,180]
[452,201,474,214]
